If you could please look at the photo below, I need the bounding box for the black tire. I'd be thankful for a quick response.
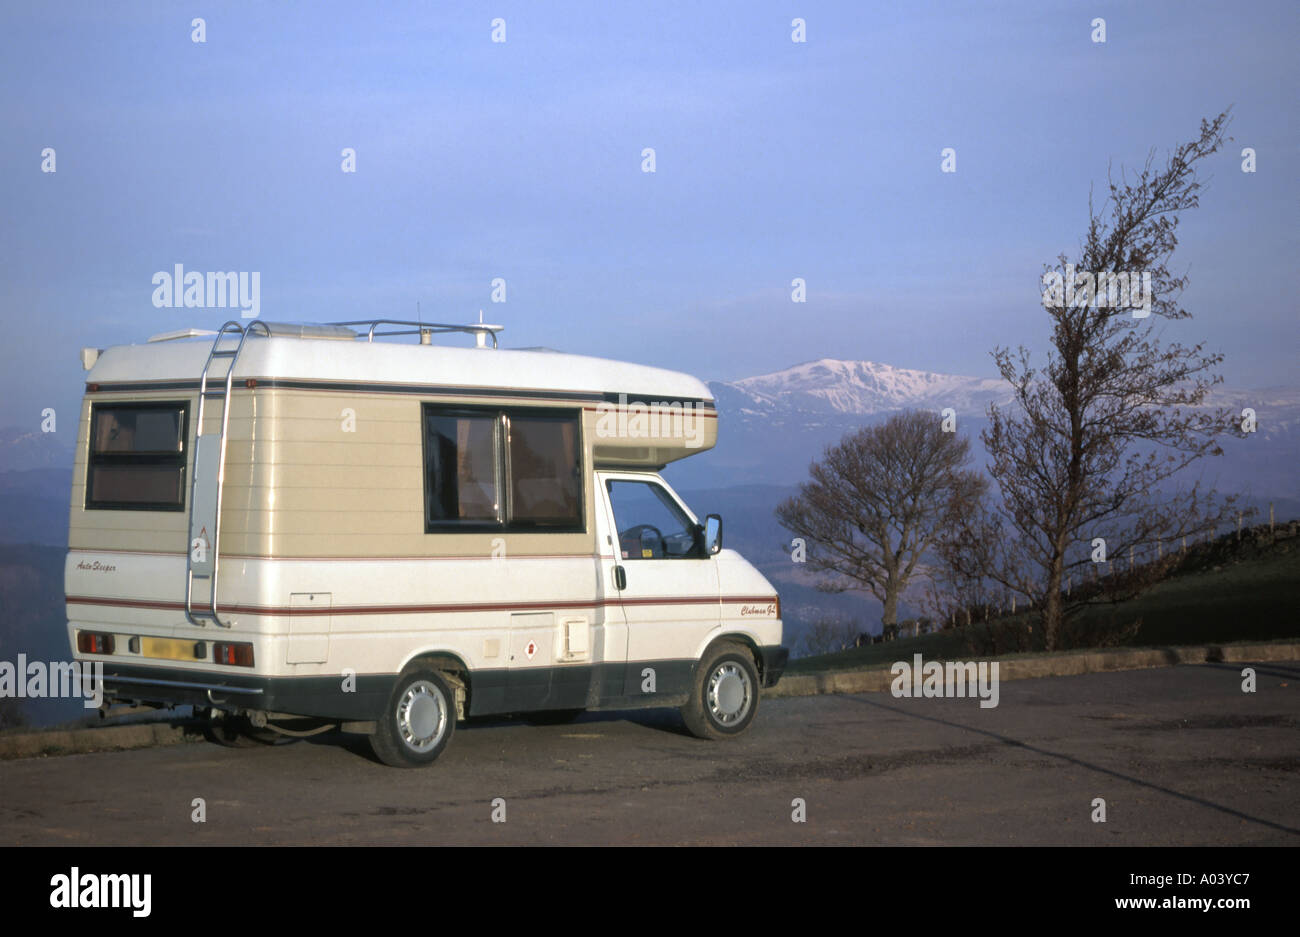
[369,669,456,768]
[523,708,585,725]
[680,643,760,740]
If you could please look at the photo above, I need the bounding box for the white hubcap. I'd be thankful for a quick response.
[397,680,448,752]
[707,662,752,726]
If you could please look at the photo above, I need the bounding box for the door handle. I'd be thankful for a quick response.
[614,566,626,590]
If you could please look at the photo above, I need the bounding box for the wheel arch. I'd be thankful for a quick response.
[696,631,764,679]
[398,649,473,720]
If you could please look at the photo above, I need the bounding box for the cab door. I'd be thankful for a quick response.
[596,471,720,700]
[590,475,629,705]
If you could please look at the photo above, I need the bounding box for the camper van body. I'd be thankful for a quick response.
[65,321,787,766]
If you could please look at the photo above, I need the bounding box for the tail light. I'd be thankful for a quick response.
[77,631,115,655]
[213,642,254,667]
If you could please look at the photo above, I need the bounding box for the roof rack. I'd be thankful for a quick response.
[330,319,504,348]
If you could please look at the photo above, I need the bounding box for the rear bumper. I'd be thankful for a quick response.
[98,661,393,721]
[758,645,789,688]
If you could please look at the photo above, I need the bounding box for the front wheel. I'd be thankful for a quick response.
[680,644,760,740]
[369,670,456,768]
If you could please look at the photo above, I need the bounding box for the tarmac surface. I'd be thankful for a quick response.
[0,660,1295,845]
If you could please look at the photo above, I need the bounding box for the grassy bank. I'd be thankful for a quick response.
[790,533,1299,673]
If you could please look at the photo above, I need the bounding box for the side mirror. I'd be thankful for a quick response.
[703,514,723,555]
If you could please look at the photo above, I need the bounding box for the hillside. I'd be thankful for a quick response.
[790,527,1300,673]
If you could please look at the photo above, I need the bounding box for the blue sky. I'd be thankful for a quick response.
[2,0,1296,428]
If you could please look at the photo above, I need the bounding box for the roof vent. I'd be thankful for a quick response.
[147,328,219,343]
[147,322,357,343]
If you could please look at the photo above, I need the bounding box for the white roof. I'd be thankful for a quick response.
[86,324,714,403]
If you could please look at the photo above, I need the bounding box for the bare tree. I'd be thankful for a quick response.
[776,409,987,631]
[965,111,1243,651]
[925,521,999,629]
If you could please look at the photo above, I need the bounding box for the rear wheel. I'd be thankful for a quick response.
[680,644,760,740]
[369,670,456,768]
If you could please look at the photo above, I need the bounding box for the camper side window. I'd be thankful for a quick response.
[85,402,189,511]
[423,404,584,532]
[424,410,502,526]
[507,413,582,529]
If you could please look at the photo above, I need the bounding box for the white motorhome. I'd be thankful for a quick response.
[65,320,787,766]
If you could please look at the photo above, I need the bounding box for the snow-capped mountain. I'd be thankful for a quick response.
[677,359,1007,489]
[714,359,1011,422]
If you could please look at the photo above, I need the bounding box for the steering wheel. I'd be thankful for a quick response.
[619,524,667,559]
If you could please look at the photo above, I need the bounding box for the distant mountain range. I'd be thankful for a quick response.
[717,358,1011,421]
[661,359,1300,496]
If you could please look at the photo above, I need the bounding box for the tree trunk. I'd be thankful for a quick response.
[881,586,899,628]
[1042,554,1065,651]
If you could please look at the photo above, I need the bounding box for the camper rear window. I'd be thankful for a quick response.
[423,405,583,532]
[85,403,189,511]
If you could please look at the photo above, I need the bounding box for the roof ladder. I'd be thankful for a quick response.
[185,320,269,628]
